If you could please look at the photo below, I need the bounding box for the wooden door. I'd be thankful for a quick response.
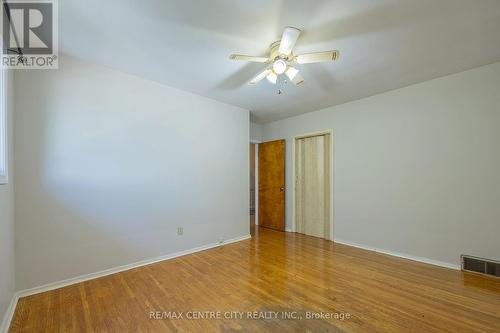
[258,139,285,231]
[295,134,331,239]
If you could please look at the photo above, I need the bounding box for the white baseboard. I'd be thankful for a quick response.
[0,234,248,333]
[0,293,19,333]
[334,238,460,270]
[3,235,459,332]
[17,234,251,299]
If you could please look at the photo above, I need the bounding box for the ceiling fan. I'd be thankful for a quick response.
[229,26,339,86]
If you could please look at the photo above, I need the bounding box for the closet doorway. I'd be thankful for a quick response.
[294,131,332,240]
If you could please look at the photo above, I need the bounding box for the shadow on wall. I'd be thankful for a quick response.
[15,58,249,290]
[17,79,185,288]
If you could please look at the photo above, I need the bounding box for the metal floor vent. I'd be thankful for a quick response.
[461,255,500,277]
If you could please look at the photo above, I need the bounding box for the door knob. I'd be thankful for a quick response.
[280,187,284,191]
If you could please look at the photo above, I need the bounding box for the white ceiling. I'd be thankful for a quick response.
[60,0,500,123]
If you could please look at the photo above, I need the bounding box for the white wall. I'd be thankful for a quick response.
[0,73,15,330]
[14,56,249,290]
[250,122,263,142]
[263,62,500,267]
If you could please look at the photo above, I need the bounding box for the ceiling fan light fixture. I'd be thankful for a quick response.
[285,67,299,80]
[230,26,340,87]
[272,59,287,75]
[266,72,277,84]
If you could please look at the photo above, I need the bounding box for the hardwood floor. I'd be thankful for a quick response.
[10,227,500,332]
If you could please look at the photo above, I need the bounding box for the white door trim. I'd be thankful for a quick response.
[250,140,260,225]
[292,130,334,240]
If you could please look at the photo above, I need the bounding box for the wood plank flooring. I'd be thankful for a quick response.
[9,227,500,332]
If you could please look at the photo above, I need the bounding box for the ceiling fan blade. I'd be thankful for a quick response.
[278,26,301,55]
[295,50,339,64]
[249,69,272,85]
[229,54,269,63]
[290,72,304,85]
[266,72,277,84]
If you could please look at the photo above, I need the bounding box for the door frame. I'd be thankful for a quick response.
[250,140,260,226]
[292,130,334,240]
